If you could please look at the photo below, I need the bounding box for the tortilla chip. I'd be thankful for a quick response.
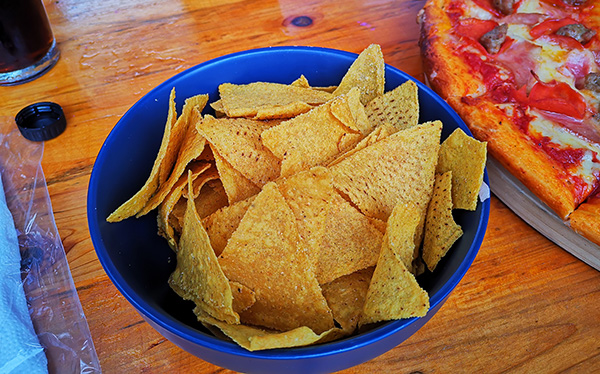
[218,82,333,119]
[212,148,261,204]
[198,115,281,187]
[436,128,487,211]
[168,171,239,324]
[383,200,422,274]
[333,44,385,105]
[210,99,226,117]
[157,162,212,250]
[328,125,395,167]
[261,92,365,177]
[318,192,383,284]
[107,88,181,222]
[330,87,373,135]
[138,105,208,217]
[360,239,429,325]
[202,196,256,256]
[321,267,374,334]
[330,121,442,221]
[276,167,334,266]
[196,308,344,351]
[423,172,463,271]
[218,182,334,333]
[193,179,229,219]
[366,80,419,132]
[230,281,256,314]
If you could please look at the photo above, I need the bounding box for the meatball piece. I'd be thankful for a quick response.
[492,0,515,15]
[480,24,508,55]
[556,23,597,45]
[584,73,600,93]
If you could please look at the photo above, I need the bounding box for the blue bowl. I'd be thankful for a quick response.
[87,46,490,373]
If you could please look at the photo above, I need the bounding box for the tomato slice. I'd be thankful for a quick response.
[529,18,578,39]
[528,80,587,119]
[470,0,503,17]
[456,18,499,40]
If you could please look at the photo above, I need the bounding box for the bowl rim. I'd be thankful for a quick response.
[87,45,490,360]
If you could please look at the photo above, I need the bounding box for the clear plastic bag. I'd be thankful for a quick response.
[0,118,101,373]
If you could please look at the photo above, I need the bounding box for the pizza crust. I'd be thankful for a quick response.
[569,196,600,246]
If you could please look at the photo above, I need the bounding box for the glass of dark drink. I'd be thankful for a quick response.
[0,0,60,85]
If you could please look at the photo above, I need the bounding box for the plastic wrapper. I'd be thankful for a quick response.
[0,118,101,373]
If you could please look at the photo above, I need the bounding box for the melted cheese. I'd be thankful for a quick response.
[515,0,545,14]
[528,112,600,185]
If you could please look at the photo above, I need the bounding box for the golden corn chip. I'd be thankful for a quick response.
[291,75,310,88]
[318,192,383,285]
[218,82,333,119]
[195,308,343,351]
[139,105,207,217]
[182,167,219,200]
[436,128,487,211]
[261,93,364,177]
[107,88,181,222]
[168,172,239,324]
[157,162,211,250]
[198,115,281,187]
[366,80,419,132]
[230,281,256,314]
[194,179,229,220]
[423,172,463,272]
[218,182,334,334]
[330,87,373,135]
[210,99,226,117]
[333,44,385,105]
[276,166,334,265]
[328,124,395,167]
[212,148,261,204]
[360,238,429,326]
[321,267,374,334]
[330,121,442,221]
[382,201,423,274]
[202,195,256,256]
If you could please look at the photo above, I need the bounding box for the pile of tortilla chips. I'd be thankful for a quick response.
[107,44,487,351]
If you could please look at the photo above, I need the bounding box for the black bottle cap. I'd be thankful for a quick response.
[15,102,66,141]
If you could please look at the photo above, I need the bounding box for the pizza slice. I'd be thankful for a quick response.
[418,0,600,245]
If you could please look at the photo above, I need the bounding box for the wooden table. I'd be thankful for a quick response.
[1,0,599,372]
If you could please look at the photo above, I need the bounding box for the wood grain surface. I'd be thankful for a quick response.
[1,0,599,372]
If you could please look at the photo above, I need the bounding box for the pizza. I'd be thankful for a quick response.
[418,0,600,246]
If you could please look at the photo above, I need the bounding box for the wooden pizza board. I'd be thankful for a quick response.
[487,156,600,271]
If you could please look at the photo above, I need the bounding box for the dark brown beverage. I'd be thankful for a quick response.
[0,0,58,84]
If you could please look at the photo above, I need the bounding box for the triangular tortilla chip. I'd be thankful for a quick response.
[218,182,334,333]
[436,128,487,210]
[366,80,419,132]
[202,195,256,256]
[157,162,211,250]
[230,281,256,314]
[333,44,385,105]
[262,92,365,177]
[107,88,181,222]
[198,115,281,187]
[330,121,442,221]
[168,171,239,324]
[212,148,261,204]
[195,308,344,351]
[360,239,429,325]
[193,179,229,220]
[327,125,395,167]
[321,267,374,334]
[276,167,334,266]
[329,87,373,135]
[318,192,383,284]
[138,99,208,217]
[218,82,333,119]
[382,200,422,274]
[423,172,463,271]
